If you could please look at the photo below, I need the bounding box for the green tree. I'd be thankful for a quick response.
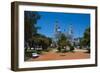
[24,11,40,44]
[81,27,90,47]
[80,27,90,52]
[84,27,90,46]
[58,34,67,47]
[57,34,69,52]
[31,34,52,51]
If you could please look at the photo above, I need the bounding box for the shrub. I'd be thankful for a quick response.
[70,46,74,52]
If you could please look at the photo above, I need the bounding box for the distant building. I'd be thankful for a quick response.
[74,38,81,49]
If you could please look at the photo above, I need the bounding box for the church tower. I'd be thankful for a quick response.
[52,20,61,47]
[67,24,74,46]
[54,21,61,41]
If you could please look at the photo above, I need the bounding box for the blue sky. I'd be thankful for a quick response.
[35,11,90,38]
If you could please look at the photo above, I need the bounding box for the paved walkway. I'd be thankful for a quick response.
[74,49,88,52]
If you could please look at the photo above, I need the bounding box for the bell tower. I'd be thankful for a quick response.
[68,24,74,46]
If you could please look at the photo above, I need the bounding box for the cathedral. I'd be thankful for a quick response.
[51,20,75,48]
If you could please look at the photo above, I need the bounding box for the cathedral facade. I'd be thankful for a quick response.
[53,21,74,47]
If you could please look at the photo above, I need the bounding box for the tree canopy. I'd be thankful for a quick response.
[24,11,40,42]
[58,34,70,48]
[24,11,52,50]
[80,27,90,48]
